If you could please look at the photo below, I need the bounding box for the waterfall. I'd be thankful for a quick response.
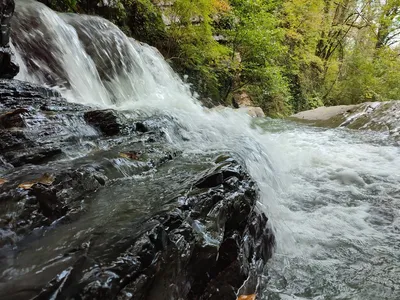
[12,0,200,111]
[10,1,400,299]
[11,0,282,229]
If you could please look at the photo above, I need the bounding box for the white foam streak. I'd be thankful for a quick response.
[11,1,400,298]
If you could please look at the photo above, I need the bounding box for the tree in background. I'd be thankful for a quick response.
[37,0,400,115]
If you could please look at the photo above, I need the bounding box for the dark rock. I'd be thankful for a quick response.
[135,121,149,133]
[0,80,96,167]
[31,183,67,220]
[0,129,32,151]
[0,83,274,299]
[5,159,274,300]
[84,109,124,136]
[0,108,28,128]
[0,0,19,79]
[0,79,67,108]
[0,166,109,248]
[0,0,14,48]
[4,147,62,166]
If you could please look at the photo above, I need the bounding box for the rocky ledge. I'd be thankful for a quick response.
[290,101,400,138]
[0,80,274,299]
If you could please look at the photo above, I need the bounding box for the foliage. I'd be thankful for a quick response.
[162,0,233,104]
[40,0,400,116]
[225,0,292,115]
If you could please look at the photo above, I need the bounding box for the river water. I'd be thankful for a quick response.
[9,1,400,299]
[258,121,400,299]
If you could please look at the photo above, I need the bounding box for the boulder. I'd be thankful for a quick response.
[0,0,19,79]
[233,91,253,108]
[84,109,125,136]
[239,106,266,118]
[0,158,273,300]
[0,80,92,167]
[289,101,400,138]
[0,108,28,128]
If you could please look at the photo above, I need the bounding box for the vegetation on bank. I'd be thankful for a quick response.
[39,0,400,116]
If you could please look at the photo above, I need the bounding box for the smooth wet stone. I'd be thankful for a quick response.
[17,159,274,300]
[289,101,400,138]
[84,109,125,136]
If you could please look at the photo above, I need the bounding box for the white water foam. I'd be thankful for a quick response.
[11,1,400,299]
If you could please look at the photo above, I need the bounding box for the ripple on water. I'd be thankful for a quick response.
[258,122,400,300]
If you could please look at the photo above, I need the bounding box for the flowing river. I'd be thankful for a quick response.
[7,0,400,299]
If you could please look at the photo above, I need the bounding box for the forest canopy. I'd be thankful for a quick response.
[41,0,400,116]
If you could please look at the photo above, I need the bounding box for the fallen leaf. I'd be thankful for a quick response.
[38,173,55,185]
[237,295,256,300]
[0,178,7,185]
[119,152,141,160]
[18,182,36,190]
[18,173,55,190]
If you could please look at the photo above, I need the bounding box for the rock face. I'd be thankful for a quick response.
[233,92,266,118]
[239,106,266,118]
[0,79,91,167]
[0,80,274,299]
[84,109,125,136]
[290,101,400,138]
[233,92,253,108]
[0,0,19,78]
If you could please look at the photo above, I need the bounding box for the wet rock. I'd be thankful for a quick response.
[0,228,16,247]
[16,159,275,300]
[0,80,98,167]
[0,82,274,299]
[4,147,62,167]
[84,109,125,136]
[135,121,149,133]
[0,127,64,167]
[0,166,108,247]
[194,164,243,189]
[0,129,32,152]
[0,108,28,128]
[0,0,19,79]
[0,79,82,110]
[31,183,67,220]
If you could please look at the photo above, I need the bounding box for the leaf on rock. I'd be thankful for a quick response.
[38,173,55,185]
[18,173,55,190]
[119,152,141,160]
[18,182,36,190]
[237,295,256,300]
[0,178,7,185]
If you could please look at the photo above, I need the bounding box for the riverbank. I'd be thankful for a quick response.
[290,101,400,138]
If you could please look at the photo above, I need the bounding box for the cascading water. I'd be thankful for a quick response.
[8,0,400,299]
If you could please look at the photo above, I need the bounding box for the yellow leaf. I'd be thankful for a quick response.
[18,173,54,190]
[237,295,256,300]
[119,152,141,160]
[38,173,54,185]
[0,178,7,185]
[18,182,35,190]
[212,0,231,12]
